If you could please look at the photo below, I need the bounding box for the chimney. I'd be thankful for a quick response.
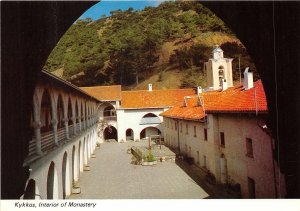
[243,67,253,90]
[221,79,228,91]
[148,83,152,92]
[197,86,203,94]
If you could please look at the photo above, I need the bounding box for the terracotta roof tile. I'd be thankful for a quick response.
[160,80,268,120]
[121,89,195,109]
[80,85,121,101]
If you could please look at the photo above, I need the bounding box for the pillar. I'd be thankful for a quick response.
[63,118,70,139]
[51,119,58,145]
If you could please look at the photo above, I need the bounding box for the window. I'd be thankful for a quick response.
[171,121,173,129]
[186,124,189,134]
[194,126,197,137]
[246,138,254,158]
[220,132,225,147]
[180,122,182,133]
[175,122,178,130]
[204,128,208,141]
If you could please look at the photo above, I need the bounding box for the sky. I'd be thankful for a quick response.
[79,0,166,21]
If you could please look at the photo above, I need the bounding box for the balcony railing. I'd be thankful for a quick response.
[27,119,97,159]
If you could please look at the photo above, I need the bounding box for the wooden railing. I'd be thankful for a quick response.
[41,130,54,151]
[28,121,96,158]
[57,127,66,143]
[28,139,36,157]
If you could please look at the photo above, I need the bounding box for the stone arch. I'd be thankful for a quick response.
[140,113,161,125]
[79,141,83,173]
[47,161,58,199]
[40,88,52,133]
[62,152,70,199]
[24,179,38,199]
[83,137,87,165]
[140,126,161,140]
[126,128,134,141]
[103,126,118,141]
[71,145,78,184]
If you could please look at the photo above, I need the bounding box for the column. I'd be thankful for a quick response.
[72,116,77,135]
[51,119,58,145]
[63,118,70,139]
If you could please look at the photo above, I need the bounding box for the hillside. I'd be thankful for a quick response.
[43,1,258,89]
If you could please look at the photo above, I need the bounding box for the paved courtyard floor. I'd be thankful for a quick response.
[69,141,209,199]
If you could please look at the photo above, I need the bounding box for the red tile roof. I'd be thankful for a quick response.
[160,80,268,120]
[80,85,121,101]
[120,89,196,109]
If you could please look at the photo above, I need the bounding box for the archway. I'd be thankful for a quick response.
[23,179,36,199]
[140,127,161,140]
[103,126,117,141]
[126,129,134,141]
[71,146,78,184]
[78,141,83,173]
[62,152,70,199]
[47,161,58,199]
[41,89,52,134]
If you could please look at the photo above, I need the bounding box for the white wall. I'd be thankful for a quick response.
[25,126,98,199]
[116,108,164,142]
[163,114,285,198]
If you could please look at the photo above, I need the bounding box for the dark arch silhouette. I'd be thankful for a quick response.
[62,152,68,199]
[142,113,158,118]
[47,161,56,199]
[126,128,134,141]
[23,179,36,199]
[104,126,118,141]
[2,1,299,198]
[41,89,52,133]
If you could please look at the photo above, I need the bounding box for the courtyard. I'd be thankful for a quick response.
[69,141,209,199]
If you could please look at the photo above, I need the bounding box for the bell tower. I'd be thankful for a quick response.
[205,45,233,90]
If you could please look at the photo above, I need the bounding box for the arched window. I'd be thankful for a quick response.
[143,113,157,118]
[218,66,225,86]
[41,89,52,133]
[140,113,161,125]
[103,105,116,117]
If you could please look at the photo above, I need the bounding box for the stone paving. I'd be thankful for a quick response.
[69,141,209,199]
